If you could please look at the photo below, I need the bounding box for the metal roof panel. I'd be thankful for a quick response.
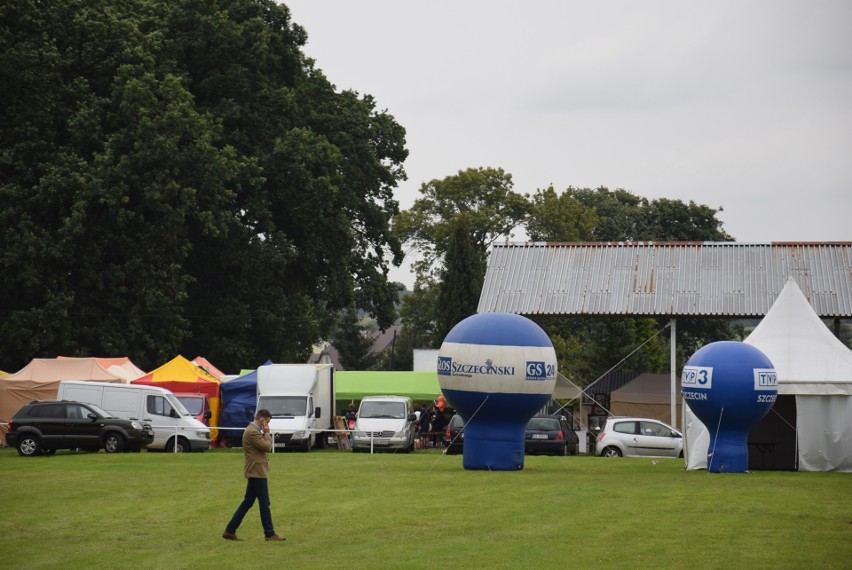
[478,242,852,317]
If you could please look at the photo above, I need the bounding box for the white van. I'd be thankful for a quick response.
[57,381,211,452]
[256,364,335,452]
[351,395,417,453]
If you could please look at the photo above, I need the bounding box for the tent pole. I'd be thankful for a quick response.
[670,318,677,428]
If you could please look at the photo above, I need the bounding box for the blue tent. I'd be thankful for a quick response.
[219,361,270,445]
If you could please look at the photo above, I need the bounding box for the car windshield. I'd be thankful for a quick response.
[177,396,203,415]
[259,396,307,417]
[359,401,406,419]
[165,394,191,416]
[527,418,559,431]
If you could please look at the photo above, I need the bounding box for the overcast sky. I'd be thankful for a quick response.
[286,1,852,287]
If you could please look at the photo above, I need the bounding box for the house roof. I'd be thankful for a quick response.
[477,242,852,317]
[369,326,401,354]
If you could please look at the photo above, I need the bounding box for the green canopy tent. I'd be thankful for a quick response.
[336,371,580,401]
[336,371,441,401]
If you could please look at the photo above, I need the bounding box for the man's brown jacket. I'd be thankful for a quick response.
[242,422,272,479]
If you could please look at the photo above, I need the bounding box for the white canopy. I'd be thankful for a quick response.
[685,278,852,471]
[745,279,852,396]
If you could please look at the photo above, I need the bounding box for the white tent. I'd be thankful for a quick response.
[684,278,852,471]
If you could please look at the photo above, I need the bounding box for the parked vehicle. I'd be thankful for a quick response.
[443,413,465,455]
[595,417,683,458]
[5,400,154,456]
[57,381,210,452]
[351,395,417,453]
[524,414,579,456]
[256,364,335,452]
[174,392,212,425]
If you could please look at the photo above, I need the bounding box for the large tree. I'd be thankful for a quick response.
[393,167,528,280]
[436,215,485,340]
[393,167,528,351]
[0,0,406,371]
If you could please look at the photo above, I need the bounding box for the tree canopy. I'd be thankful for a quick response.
[568,187,732,242]
[526,186,598,242]
[0,0,407,371]
[392,167,528,280]
[435,215,485,340]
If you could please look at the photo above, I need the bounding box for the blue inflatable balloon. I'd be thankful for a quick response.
[681,341,777,473]
[438,313,557,470]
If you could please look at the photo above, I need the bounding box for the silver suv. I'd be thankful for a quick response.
[595,417,683,458]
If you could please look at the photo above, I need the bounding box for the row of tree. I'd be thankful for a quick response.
[1,1,734,383]
[363,168,735,385]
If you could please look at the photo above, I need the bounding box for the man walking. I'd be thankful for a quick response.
[223,409,286,542]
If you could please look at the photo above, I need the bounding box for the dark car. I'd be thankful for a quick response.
[525,414,579,456]
[5,400,155,456]
[442,413,465,455]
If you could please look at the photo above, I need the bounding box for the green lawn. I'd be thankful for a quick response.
[1,447,850,569]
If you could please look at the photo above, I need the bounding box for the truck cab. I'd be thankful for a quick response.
[174,392,212,425]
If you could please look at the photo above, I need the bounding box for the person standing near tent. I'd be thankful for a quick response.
[345,403,358,430]
[223,409,286,542]
[417,403,430,447]
[431,405,447,447]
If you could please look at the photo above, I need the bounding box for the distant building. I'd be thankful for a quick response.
[413,349,439,372]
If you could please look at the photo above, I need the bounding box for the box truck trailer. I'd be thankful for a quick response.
[57,381,211,452]
[256,364,334,452]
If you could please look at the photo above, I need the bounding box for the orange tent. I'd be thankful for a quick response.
[132,355,222,440]
[191,356,225,379]
[58,356,146,382]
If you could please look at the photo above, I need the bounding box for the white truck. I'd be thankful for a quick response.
[255,364,335,452]
[57,381,211,452]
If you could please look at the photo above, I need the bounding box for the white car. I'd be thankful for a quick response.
[596,417,683,458]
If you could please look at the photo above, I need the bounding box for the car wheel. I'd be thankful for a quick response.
[601,446,622,458]
[561,443,568,456]
[104,433,125,453]
[167,436,191,452]
[16,434,41,457]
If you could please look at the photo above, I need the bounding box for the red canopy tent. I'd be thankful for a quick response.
[132,355,222,441]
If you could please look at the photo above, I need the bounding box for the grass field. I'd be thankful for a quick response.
[1,446,850,569]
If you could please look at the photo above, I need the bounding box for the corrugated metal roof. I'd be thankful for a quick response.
[477,242,852,317]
